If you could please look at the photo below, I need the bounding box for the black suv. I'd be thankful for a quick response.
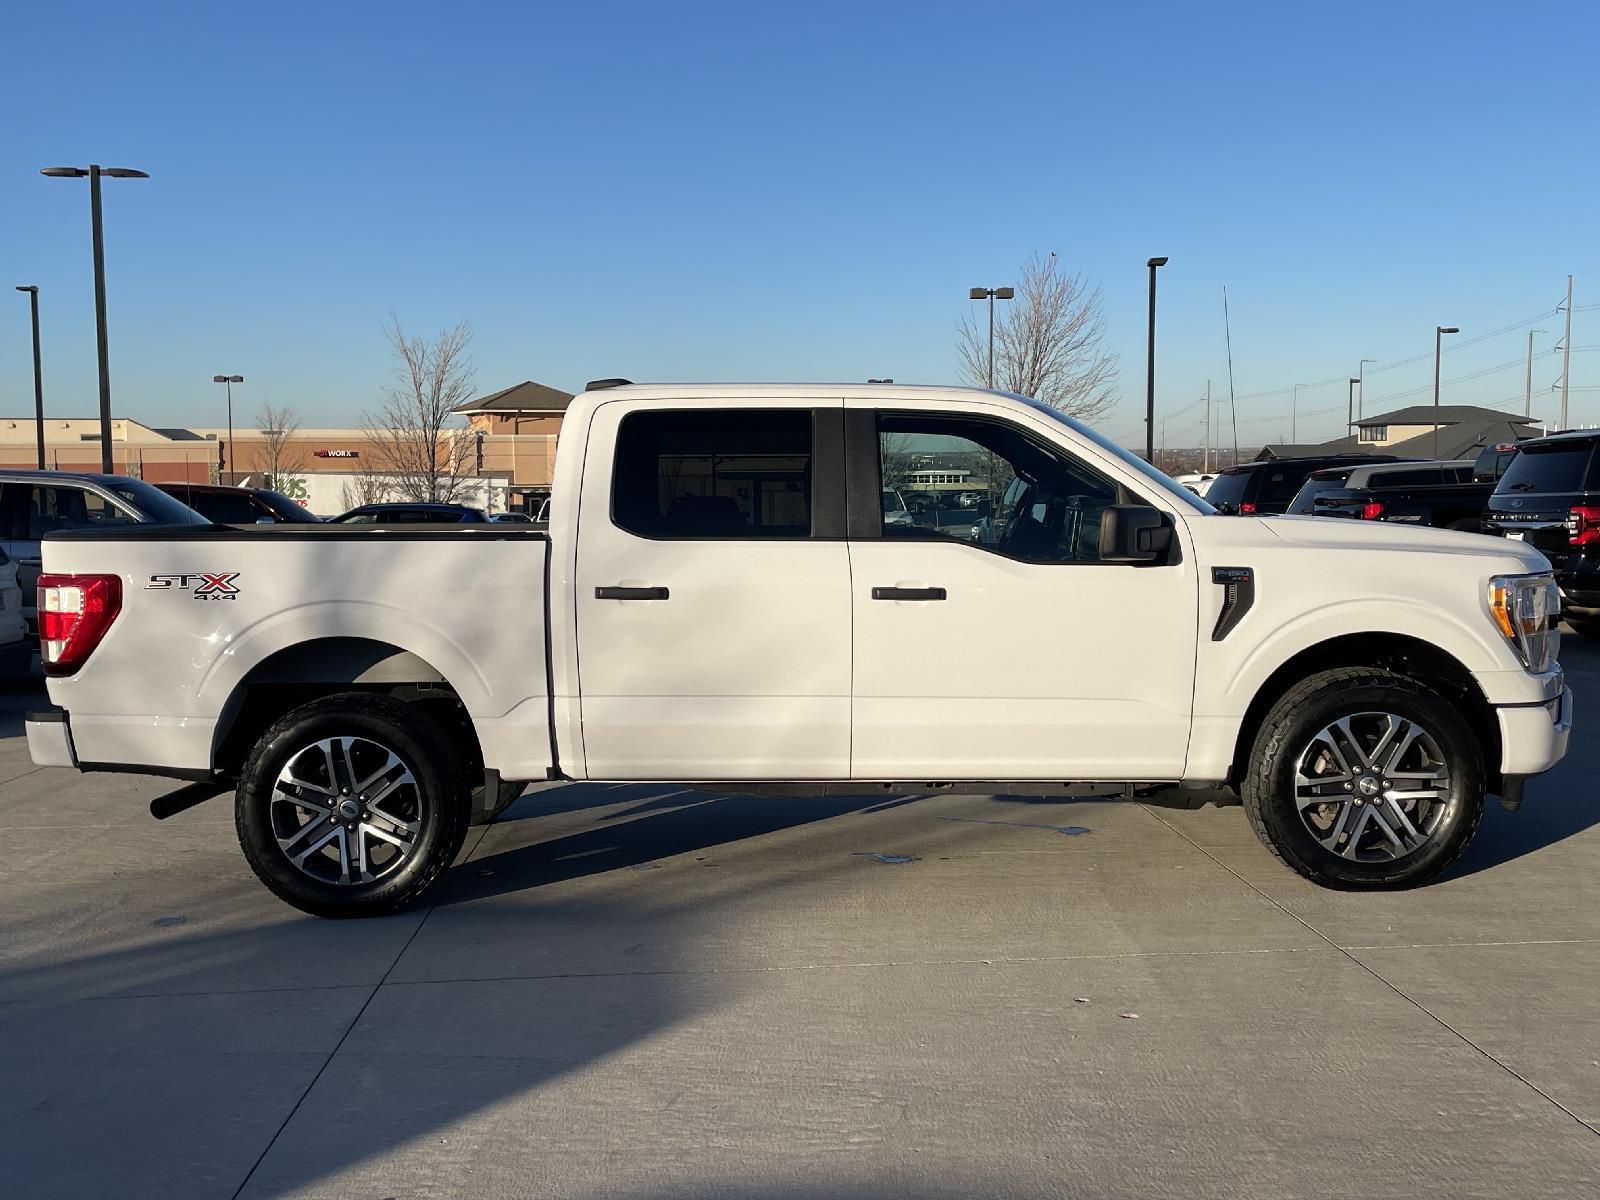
[1484,430,1600,638]
[1204,454,1401,515]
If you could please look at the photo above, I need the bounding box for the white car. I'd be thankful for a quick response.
[25,381,1571,916]
[1175,472,1217,497]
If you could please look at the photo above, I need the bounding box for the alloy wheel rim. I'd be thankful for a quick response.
[1293,711,1452,863]
[270,736,423,885]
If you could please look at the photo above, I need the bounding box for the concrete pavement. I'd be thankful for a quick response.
[2,647,1598,1199]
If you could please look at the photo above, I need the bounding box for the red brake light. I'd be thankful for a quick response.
[1360,502,1386,520]
[1239,502,1256,514]
[38,573,122,676]
[1567,506,1600,546]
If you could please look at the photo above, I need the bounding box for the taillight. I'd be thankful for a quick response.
[38,573,122,676]
[1360,502,1386,520]
[1240,502,1256,514]
[1568,506,1600,546]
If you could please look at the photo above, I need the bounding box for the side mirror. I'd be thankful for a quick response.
[1099,505,1175,564]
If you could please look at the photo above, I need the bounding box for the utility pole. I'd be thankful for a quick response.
[1292,383,1302,443]
[1560,275,1574,430]
[1347,378,1358,438]
[15,286,45,468]
[1526,328,1545,417]
[1434,325,1459,459]
[1203,380,1212,473]
[1145,256,1168,461]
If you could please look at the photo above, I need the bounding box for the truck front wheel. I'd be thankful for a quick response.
[235,694,469,918]
[1242,668,1484,889]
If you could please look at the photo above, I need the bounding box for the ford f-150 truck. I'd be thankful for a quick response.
[25,382,1572,916]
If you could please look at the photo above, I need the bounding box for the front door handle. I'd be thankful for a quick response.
[871,586,946,601]
[595,586,670,600]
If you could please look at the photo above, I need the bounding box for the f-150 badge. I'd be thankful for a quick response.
[146,572,241,600]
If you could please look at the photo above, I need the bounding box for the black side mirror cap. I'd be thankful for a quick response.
[1099,505,1176,564]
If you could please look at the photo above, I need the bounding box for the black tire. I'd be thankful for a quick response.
[1564,617,1600,641]
[235,693,469,918]
[1241,668,1484,889]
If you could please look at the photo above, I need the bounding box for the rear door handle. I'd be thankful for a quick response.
[595,586,670,600]
[871,586,946,601]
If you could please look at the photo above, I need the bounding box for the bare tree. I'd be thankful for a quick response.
[958,253,1118,423]
[339,469,393,511]
[362,318,477,502]
[255,401,301,492]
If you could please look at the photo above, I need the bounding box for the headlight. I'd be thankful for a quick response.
[1488,573,1560,673]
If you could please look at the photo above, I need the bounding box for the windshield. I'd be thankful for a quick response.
[111,479,210,524]
[1495,441,1594,495]
[1021,400,1217,513]
[257,490,325,523]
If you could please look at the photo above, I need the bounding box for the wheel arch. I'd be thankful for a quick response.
[211,637,481,780]
[1228,632,1501,789]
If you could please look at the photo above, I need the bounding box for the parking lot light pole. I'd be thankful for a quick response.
[41,164,149,472]
[1357,358,1377,420]
[1347,378,1359,438]
[15,286,45,468]
[213,375,243,481]
[1433,326,1459,459]
[968,286,1014,389]
[1146,257,1168,462]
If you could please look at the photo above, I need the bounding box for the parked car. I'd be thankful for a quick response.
[1484,429,1600,638]
[0,549,30,675]
[156,482,324,525]
[1204,455,1402,515]
[330,503,490,524]
[488,511,534,523]
[0,470,206,633]
[1287,460,1499,531]
[1174,472,1217,497]
[25,382,1569,916]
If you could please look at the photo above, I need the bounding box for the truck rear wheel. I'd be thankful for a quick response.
[1241,668,1484,889]
[235,693,469,918]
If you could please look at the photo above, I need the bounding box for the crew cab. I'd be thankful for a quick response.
[25,383,1572,917]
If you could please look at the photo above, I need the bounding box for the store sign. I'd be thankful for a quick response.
[314,450,360,458]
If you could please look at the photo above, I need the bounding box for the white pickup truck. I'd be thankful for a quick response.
[26,382,1572,916]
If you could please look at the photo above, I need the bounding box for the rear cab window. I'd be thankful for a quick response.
[1288,470,1351,514]
[1204,469,1253,512]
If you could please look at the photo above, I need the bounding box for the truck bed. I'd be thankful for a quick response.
[35,523,556,781]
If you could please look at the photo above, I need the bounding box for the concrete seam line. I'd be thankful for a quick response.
[227,824,494,1200]
[1140,804,1600,1140]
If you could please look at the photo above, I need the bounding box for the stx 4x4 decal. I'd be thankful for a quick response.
[146,572,241,600]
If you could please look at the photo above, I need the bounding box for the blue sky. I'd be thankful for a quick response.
[2,0,1596,449]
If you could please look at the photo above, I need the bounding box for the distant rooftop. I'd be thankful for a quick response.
[1355,404,1536,427]
[453,380,574,414]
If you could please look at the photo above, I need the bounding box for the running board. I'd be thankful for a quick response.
[150,780,232,821]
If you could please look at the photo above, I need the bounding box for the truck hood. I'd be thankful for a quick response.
[1196,513,1551,572]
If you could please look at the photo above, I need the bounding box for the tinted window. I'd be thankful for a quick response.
[1204,469,1252,512]
[1371,468,1448,488]
[1496,442,1594,494]
[1256,466,1311,509]
[24,485,137,538]
[256,491,324,523]
[110,479,209,524]
[1287,472,1351,514]
[1473,446,1517,482]
[613,410,812,538]
[188,491,261,524]
[878,413,1121,562]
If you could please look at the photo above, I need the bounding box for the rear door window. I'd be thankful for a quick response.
[1256,466,1309,509]
[612,409,813,538]
[1497,443,1594,495]
[24,485,137,538]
